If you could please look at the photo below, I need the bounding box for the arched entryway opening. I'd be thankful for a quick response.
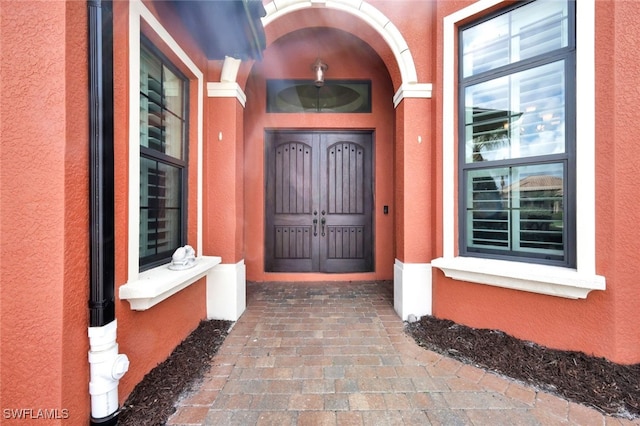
[243,23,394,281]
[209,0,433,320]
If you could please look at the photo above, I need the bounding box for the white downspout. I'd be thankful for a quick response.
[88,321,129,421]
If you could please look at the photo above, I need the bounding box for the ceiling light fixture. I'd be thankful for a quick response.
[311,58,328,87]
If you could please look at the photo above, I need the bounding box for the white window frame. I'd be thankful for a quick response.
[433,0,605,299]
[120,0,219,310]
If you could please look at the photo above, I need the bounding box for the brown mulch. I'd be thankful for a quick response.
[117,319,232,426]
[405,315,640,420]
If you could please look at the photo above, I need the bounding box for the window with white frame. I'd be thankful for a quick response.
[139,40,188,270]
[459,0,575,267]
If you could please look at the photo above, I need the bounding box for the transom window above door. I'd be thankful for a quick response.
[266,80,371,113]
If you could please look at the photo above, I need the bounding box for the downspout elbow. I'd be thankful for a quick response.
[88,321,129,425]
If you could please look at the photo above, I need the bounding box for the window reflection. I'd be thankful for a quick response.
[462,0,569,78]
[465,61,566,162]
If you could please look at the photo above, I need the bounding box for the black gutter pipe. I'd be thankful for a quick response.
[88,1,117,424]
[88,0,115,330]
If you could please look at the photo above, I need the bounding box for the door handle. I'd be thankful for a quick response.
[313,210,318,236]
[321,217,326,237]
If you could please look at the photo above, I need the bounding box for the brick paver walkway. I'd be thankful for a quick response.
[168,281,638,425]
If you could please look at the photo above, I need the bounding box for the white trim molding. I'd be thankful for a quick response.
[120,256,222,310]
[432,257,604,299]
[393,259,432,321]
[220,56,242,82]
[262,0,418,85]
[393,83,433,108]
[437,0,605,299]
[206,260,246,321]
[207,82,247,107]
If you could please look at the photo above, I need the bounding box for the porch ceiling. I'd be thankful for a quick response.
[171,0,266,60]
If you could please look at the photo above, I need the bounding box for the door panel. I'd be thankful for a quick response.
[265,131,373,272]
[265,133,318,272]
[320,134,373,272]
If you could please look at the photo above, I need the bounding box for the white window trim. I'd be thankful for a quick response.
[433,0,605,299]
[120,0,209,309]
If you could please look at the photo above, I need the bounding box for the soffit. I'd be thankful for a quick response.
[170,0,266,60]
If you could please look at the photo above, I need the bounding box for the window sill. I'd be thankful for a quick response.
[431,256,605,299]
[119,256,222,310]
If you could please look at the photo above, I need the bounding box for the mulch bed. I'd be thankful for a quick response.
[405,315,640,420]
[117,319,232,426]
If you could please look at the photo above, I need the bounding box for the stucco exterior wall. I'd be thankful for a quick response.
[598,0,640,362]
[429,0,640,364]
[394,97,434,264]
[204,98,246,263]
[2,0,640,422]
[1,0,91,420]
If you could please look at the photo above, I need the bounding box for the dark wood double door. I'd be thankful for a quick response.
[265,131,374,273]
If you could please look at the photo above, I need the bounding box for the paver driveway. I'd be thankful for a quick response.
[168,281,637,425]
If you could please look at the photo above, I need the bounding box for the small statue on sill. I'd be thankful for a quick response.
[169,245,196,270]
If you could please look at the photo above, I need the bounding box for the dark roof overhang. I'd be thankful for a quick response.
[170,0,266,60]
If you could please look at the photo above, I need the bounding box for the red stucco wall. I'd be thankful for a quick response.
[0,1,91,421]
[204,98,246,263]
[2,1,640,423]
[430,0,640,364]
[597,0,640,363]
[394,98,434,264]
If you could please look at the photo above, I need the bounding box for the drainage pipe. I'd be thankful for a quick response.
[88,1,129,424]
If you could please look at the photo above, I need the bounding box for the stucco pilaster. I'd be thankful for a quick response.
[394,96,433,264]
[203,90,245,263]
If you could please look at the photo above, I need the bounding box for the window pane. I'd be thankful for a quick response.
[462,0,568,78]
[466,167,510,251]
[139,157,182,260]
[140,48,162,96]
[466,163,564,258]
[513,164,564,256]
[465,60,566,162]
[163,66,184,117]
[140,48,184,160]
[140,93,165,152]
[462,13,510,77]
[164,111,184,160]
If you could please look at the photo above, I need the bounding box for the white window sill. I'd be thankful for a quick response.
[119,256,222,310]
[431,256,605,299]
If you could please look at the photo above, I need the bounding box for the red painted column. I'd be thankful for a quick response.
[393,94,435,320]
[395,97,433,264]
[203,92,245,263]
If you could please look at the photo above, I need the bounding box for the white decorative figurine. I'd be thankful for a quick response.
[169,245,196,270]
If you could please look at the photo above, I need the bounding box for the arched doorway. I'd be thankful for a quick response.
[243,24,395,281]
